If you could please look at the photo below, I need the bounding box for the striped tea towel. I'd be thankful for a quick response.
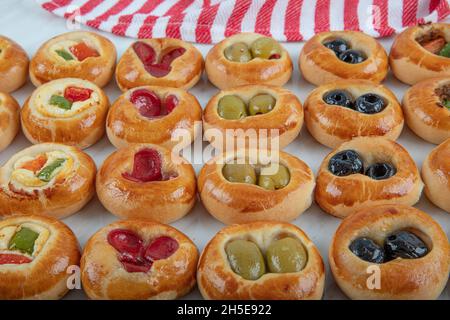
[37,0,450,43]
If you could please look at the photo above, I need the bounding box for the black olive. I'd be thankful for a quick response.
[349,237,385,263]
[338,49,366,64]
[384,230,428,260]
[355,93,386,114]
[328,150,364,176]
[323,90,354,109]
[323,39,349,55]
[365,163,396,180]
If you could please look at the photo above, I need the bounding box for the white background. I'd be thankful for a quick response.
[0,0,449,299]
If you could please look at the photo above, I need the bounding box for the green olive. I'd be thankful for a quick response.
[258,164,290,190]
[225,239,266,280]
[218,95,248,120]
[224,42,252,62]
[222,163,256,184]
[266,237,307,273]
[248,94,276,115]
[250,37,282,59]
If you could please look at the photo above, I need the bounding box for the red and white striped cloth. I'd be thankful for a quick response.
[37,0,450,43]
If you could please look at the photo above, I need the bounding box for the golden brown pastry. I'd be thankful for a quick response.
[390,23,450,85]
[304,80,404,148]
[203,85,303,150]
[402,77,450,144]
[0,143,96,219]
[422,138,450,212]
[329,205,449,300]
[205,33,292,89]
[198,149,315,224]
[0,92,20,152]
[116,38,203,91]
[0,35,29,92]
[96,144,196,223]
[197,221,325,300]
[21,78,110,149]
[81,219,198,300]
[30,31,116,87]
[315,137,423,218]
[0,214,80,299]
[106,86,201,149]
[299,31,388,85]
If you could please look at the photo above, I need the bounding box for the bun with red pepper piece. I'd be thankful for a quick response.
[21,78,109,149]
[0,92,20,152]
[0,35,29,93]
[0,143,96,219]
[116,38,203,92]
[81,219,198,300]
[29,31,116,87]
[96,144,196,223]
[0,215,80,300]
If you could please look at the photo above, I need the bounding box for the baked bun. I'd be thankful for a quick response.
[329,205,449,300]
[81,219,198,300]
[21,78,110,149]
[197,221,325,300]
[390,23,450,85]
[0,92,20,152]
[299,31,388,85]
[203,85,303,150]
[116,38,203,91]
[205,33,292,89]
[304,80,404,148]
[402,77,450,144]
[0,214,80,299]
[198,149,315,224]
[97,144,196,223]
[0,35,29,92]
[0,143,96,219]
[30,31,116,87]
[422,138,450,212]
[315,137,423,218]
[106,86,201,149]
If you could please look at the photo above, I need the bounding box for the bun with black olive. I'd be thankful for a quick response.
[0,92,20,152]
[315,137,423,218]
[0,35,29,93]
[304,80,404,148]
[329,205,449,300]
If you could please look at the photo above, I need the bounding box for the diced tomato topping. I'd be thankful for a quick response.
[144,236,179,262]
[69,42,99,61]
[122,148,162,183]
[160,47,186,66]
[0,253,32,265]
[164,95,178,114]
[133,41,156,65]
[20,154,48,173]
[145,63,171,78]
[130,89,162,118]
[64,86,93,103]
[107,229,143,256]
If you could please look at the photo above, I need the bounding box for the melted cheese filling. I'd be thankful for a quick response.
[0,223,50,258]
[10,150,74,190]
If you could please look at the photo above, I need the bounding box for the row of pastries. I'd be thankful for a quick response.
[0,22,449,301]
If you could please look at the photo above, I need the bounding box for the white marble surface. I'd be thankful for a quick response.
[0,0,448,300]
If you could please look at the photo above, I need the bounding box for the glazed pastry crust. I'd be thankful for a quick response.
[81,219,199,300]
[197,221,325,300]
[422,138,450,212]
[0,215,80,300]
[329,205,450,300]
[299,31,388,85]
[0,36,29,93]
[115,38,203,91]
[402,77,450,144]
[106,86,202,149]
[198,149,315,224]
[96,144,196,223]
[21,78,110,149]
[205,33,292,89]
[0,92,20,152]
[315,137,423,218]
[304,80,404,148]
[390,23,450,85]
[0,143,96,219]
[30,31,116,87]
[203,85,303,150]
